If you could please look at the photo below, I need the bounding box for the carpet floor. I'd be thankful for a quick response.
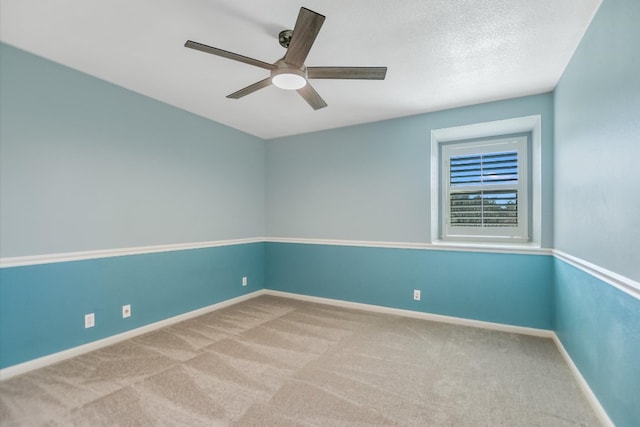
[1,295,600,426]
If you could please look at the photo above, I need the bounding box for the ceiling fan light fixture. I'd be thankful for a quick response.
[271,69,307,90]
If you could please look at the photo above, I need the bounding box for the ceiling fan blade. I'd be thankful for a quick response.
[297,83,327,110]
[226,77,273,99]
[283,8,326,67]
[185,40,275,70]
[307,66,388,80]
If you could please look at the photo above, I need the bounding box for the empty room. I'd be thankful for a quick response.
[0,0,638,425]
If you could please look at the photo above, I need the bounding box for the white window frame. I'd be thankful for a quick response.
[441,136,528,243]
[430,116,542,247]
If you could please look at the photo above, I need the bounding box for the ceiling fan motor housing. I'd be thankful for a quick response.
[278,30,293,48]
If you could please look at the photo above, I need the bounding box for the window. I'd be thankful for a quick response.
[430,115,542,247]
[441,136,528,243]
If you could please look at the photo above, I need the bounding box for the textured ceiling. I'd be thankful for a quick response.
[0,0,601,139]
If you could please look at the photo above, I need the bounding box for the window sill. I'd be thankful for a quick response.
[430,240,550,255]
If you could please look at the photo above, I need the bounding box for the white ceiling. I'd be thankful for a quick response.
[1,0,601,139]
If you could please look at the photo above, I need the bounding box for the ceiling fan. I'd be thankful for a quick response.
[184,7,387,110]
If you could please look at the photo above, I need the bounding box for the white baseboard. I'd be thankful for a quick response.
[263,290,554,338]
[551,334,614,427]
[0,290,266,380]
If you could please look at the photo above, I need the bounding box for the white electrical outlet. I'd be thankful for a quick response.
[122,304,131,318]
[413,289,421,301]
[85,313,95,328]
[242,276,248,286]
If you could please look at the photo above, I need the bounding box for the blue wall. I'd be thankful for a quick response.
[0,43,267,370]
[0,243,264,369]
[554,260,640,427]
[266,94,554,247]
[553,0,640,425]
[264,94,557,342]
[267,243,553,329]
[0,43,265,258]
[553,0,640,283]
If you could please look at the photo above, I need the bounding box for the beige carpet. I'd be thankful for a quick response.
[1,295,600,426]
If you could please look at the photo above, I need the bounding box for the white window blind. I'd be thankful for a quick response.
[442,137,528,242]
[449,151,518,227]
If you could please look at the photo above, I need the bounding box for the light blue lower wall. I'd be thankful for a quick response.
[554,259,640,427]
[4,240,638,426]
[0,242,265,370]
[266,243,554,330]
